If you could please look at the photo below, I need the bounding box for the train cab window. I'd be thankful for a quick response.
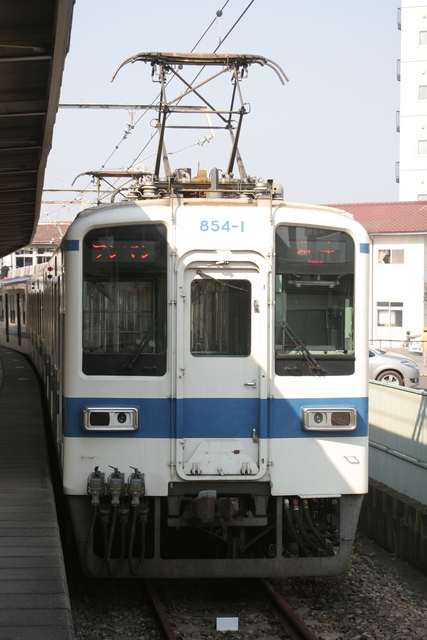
[190,278,251,356]
[275,225,355,376]
[82,224,167,376]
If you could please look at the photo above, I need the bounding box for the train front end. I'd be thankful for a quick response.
[61,176,369,578]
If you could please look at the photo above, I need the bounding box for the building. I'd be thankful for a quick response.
[398,0,427,200]
[0,222,70,276]
[336,201,427,346]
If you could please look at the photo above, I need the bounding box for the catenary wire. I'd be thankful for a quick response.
[44,1,257,216]
[127,0,257,169]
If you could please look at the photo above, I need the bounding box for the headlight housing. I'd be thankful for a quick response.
[302,407,357,431]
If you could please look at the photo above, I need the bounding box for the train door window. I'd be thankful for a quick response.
[9,294,15,323]
[17,294,21,346]
[275,225,355,376]
[82,224,167,376]
[0,295,3,321]
[5,294,9,341]
[190,278,251,356]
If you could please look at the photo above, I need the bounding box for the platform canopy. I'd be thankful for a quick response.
[0,0,75,258]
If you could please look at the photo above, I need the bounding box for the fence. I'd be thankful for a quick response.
[368,381,427,505]
[369,338,421,353]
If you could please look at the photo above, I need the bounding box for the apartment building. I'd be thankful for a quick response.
[398,0,427,199]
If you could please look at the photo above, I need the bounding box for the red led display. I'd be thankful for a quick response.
[291,240,346,263]
[91,241,156,263]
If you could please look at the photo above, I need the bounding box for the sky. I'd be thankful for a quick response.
[42,0,402,221]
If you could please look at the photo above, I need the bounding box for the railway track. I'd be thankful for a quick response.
[145,578,318,640]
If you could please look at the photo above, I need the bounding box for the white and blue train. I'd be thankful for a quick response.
[0,53,370,578]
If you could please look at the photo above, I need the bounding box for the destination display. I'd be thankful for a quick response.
[285,239,347,264]
[91,240,157,263]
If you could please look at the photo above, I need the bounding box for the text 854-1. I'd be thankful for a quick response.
[200,220,245,232]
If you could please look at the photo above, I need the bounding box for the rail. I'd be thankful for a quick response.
[145,578,319,640]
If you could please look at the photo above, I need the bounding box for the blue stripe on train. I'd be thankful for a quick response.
[63,396,368,439]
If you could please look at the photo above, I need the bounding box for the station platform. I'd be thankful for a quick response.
[0,347,75,640]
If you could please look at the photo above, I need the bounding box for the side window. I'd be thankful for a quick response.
[9,293,15,323]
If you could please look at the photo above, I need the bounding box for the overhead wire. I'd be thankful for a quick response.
[213,0,256,53]
[46,0,257,216]
[60,1,233,207]
[126,0,236,169]
[127,0,257,170]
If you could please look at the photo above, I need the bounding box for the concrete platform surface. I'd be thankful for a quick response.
[0,347,75,640]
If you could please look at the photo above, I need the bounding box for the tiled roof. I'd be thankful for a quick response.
[328,201,427,234]
[32,222,71,245]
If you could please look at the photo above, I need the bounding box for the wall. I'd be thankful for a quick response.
[368,381,427,504]
[358,380,427,574]
[370,234,425,342]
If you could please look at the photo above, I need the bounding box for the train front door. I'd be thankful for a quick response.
[175,256,268,480]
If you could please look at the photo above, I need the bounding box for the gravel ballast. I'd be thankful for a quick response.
[69,534,427,640]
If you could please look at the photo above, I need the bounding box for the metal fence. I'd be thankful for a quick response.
[368,381,427,505]
[369,338,421,352]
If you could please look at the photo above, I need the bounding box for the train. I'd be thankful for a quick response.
[0,53,370,578]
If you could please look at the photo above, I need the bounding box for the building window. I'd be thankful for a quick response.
[419,85,427,100]
[377,302,403,327]
[378,249,404,264]
[419,140,427,154]
[15,257,33,268]
[417,194,427,200]
[420,30,427,45]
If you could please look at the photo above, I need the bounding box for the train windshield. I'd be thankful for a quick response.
[275,225,355,376]
[82,223,167,376]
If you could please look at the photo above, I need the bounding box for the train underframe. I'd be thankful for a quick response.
[68,479,363,578]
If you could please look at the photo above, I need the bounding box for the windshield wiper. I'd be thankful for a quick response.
[279,321,326,376]
[119,318,164,372]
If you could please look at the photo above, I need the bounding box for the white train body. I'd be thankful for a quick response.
[0,186,370,578]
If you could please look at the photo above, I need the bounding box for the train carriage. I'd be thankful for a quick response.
[0,53,370,578]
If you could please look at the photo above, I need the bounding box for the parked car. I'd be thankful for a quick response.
[369,347,419,387]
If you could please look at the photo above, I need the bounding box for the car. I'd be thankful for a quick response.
[369,347,420,387]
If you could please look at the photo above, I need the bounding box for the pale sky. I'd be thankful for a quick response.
[43,0,401,220]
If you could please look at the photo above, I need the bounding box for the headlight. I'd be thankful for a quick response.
[302,407,357,431]
[400,360,417,369]
[83,407,139,431]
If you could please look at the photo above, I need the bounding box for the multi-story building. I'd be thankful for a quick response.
[398,0,427,200]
